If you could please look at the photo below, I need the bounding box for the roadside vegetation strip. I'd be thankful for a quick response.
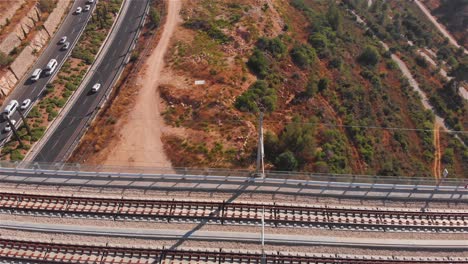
[0,0,123,162]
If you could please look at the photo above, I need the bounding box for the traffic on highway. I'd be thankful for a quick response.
[0,0,94,144]
[32,0,149,162]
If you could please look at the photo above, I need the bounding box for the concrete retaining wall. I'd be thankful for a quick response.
[0,0,70,98]
[0,5,41,55]
[43,0,69,36]
[0,0,26,28]
[0,70,18,97]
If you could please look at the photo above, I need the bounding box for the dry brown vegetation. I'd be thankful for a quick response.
[69,0,466,178]
[154,0,466,177]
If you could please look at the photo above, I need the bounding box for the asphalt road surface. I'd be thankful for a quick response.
[33,0,149,162]
[0,0,93,142]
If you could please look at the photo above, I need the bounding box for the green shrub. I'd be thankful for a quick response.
[65,82,77,91]
[234,80,277,112]
[256,37,286,58]
[0,51,13,66]
[290,43,316,69]
[275,151,298,171]
[48,110,58,121]
[308,32,328,51]
[28,107,41,118]
[10,150,24,161]
[329,57,342,69]
[72,48,94,64]
[1,146,12,155]
[291,0,307,11]
[38,0,56,13]
[386,59,397,70]
[247,49,270,78]
[31,127,45,142]
[149,7,160,28]
[442,148,454,165]
[184,19,231,43]
[415,56,428,68]
[326,1,342,32]
[317,78,329,92]
[305,79,317,98]
[358,46,380,67]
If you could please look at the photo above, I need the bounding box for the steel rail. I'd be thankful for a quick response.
[0,238,466,264]
[1,192,466,232]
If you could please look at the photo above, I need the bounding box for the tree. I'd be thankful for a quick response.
[0,51,13,67]
[358,46,380,67]
[264,131,279,160]
[38,0,55,13]
[317,78,329,92]
[326,1,342,32]
[415,56,428,68]
[290,43,316,69]
[305,79,317,97]
[275,151,298,171]
[450,59,467,82]
[257,37,286,58]
[149,7,161,28]
[308,32,328,52]
[234,80,277,113]
[442,148,454,164]
[247,49,270,78]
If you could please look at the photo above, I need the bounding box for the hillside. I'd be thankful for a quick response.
[69,0,467,178]
[422,0,468,49]
[153,0,466,177]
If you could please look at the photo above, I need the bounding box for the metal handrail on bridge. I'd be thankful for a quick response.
[2,161,466,187]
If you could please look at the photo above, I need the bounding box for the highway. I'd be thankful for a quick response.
[0,0,93,143]
[31,0,149,163]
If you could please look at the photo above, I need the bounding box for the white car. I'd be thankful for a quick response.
[91,83,101,93]
[59,36,67,44]
[20,99,31,110]
[4,120,16,132]
[84,5,91,11]
[30,68,42,82]
[76,7,82,14]
[62,42,70,50]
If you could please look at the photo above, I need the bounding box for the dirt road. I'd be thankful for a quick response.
[102,0,182,167]
[414,0,467,54]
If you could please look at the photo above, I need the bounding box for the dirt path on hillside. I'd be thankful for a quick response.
[102,0,182,168]
[414,0,467,53]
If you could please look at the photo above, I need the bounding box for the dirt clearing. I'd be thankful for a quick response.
[100,0,182,168]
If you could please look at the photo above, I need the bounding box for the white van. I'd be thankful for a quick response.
[31,68,42,81]
[45,59,58,75]
[2,100,19,118]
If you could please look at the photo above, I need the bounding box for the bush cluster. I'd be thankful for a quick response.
[290,43,316,69]
[235,81,277,113]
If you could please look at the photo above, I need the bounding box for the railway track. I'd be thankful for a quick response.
[1,238,467,264]
[1,192,467,232]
